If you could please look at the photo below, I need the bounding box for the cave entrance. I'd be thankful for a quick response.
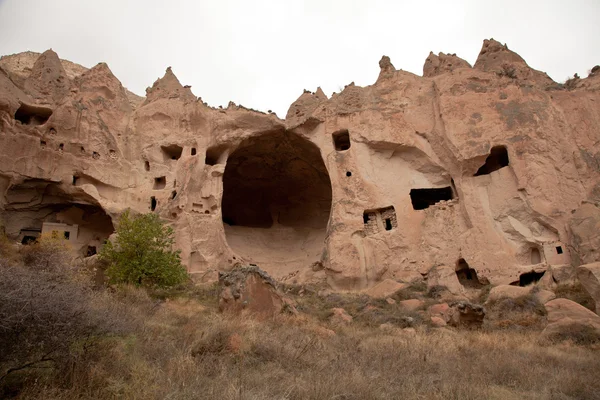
[517,271,545,287]
[410,187,454,210]
[221,130,332,275]
[474,145,509,176]
[455,258,485,288]
[14,103,53,126]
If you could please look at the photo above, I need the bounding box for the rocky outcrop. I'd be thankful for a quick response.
[577,263,600,313]
[218,265,295,316]
[542,298,600,342]
[423,52,471,77]
[1,39,600,292]
[447,302,485,328]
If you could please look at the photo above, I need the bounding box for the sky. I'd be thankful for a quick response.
[0,0,598,117]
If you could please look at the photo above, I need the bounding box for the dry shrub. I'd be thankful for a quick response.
[484,291,547,331]
[554,282,596,312]
[545,323,600,346]
[0,240,147,397]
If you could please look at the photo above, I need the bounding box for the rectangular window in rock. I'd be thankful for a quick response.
[410,187,454,210]
[363,206,397,235]
[332,129,351,151]
[154,176,166,190]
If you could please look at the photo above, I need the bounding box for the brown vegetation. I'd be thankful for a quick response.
[1,239,600,399]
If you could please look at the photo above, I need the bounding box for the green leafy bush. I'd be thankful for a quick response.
[100,210,187,288]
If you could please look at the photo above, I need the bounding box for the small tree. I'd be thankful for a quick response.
[100,210,187,288]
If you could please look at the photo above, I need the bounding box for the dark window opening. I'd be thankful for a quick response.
[332,129,351,151]
[49,127,57,135]
[204,210,210,214]
[191,148,197,156]
[385,218,392,231]
[205,144,227,166]
[516,271,545,287]
[410,187,454,210]
[59,143,64,151]
[161,144,183,161]
[346,171,352,177]
[556,246,563,254]
[21,236,37,245]
[92,151,100,159]
[171,213,177,218]
[86,246,97,257]
[80,146,85,153]
[40,140,46,148]
[72,176,79,185]
[531,247,541,264]
[474,145,509,176]
[144,161,150,171]
[455,258,484,288]
[154,176,166,190]
[171,190,177,200]
[14,103,53,125]
[63,231,70,240]
[150,196,157,211]
[363,206,396,235]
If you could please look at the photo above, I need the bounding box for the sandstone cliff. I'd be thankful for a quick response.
[1,40,599,290]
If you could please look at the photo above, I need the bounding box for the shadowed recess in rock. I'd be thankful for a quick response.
[222,130,332,268]
[14,103,53,125]
[410,187,454,210]
[474,145,509,176]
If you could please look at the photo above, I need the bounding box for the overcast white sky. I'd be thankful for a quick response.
[0,0,598,117]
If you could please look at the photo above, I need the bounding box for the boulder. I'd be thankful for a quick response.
[399,299,425,312]
[218,265,296,317]
[363,279,408,299]
[535,289,557,304]
[551,265,577,285]
[427,265,464,296]
[330,308,353,325]
[428,303,451,322]
[486,285,555,305]
[430,316,447,327]
[394,270,424,284]
[542,298,600,342]
[486,285,529,303]
[577,262,600,313]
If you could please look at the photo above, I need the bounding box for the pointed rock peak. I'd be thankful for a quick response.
[474,38,526,72]
[474,38,554,86]
[379,55,395,72]
[423,51,471,77]
[144,66,195,104]
[315,87,328,100]
[75,61,129,105]
[24,48,70,104]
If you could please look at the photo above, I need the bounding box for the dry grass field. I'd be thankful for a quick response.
[1,236,600,400]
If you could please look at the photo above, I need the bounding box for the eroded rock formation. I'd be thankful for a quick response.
[1,40,599,291]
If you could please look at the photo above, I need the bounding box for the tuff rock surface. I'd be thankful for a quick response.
[1,40,600,292]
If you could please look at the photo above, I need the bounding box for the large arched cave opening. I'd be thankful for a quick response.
[221,130,332,271]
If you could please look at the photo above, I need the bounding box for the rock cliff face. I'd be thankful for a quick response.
[1,40,599,290]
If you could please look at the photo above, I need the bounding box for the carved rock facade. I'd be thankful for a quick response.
[1,39,599,290]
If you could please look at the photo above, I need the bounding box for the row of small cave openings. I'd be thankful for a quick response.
[142,145,229,213]
[143,144,228,173]
[333,128,510,177]
[454,257,551,288]
[39,136,103,159]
